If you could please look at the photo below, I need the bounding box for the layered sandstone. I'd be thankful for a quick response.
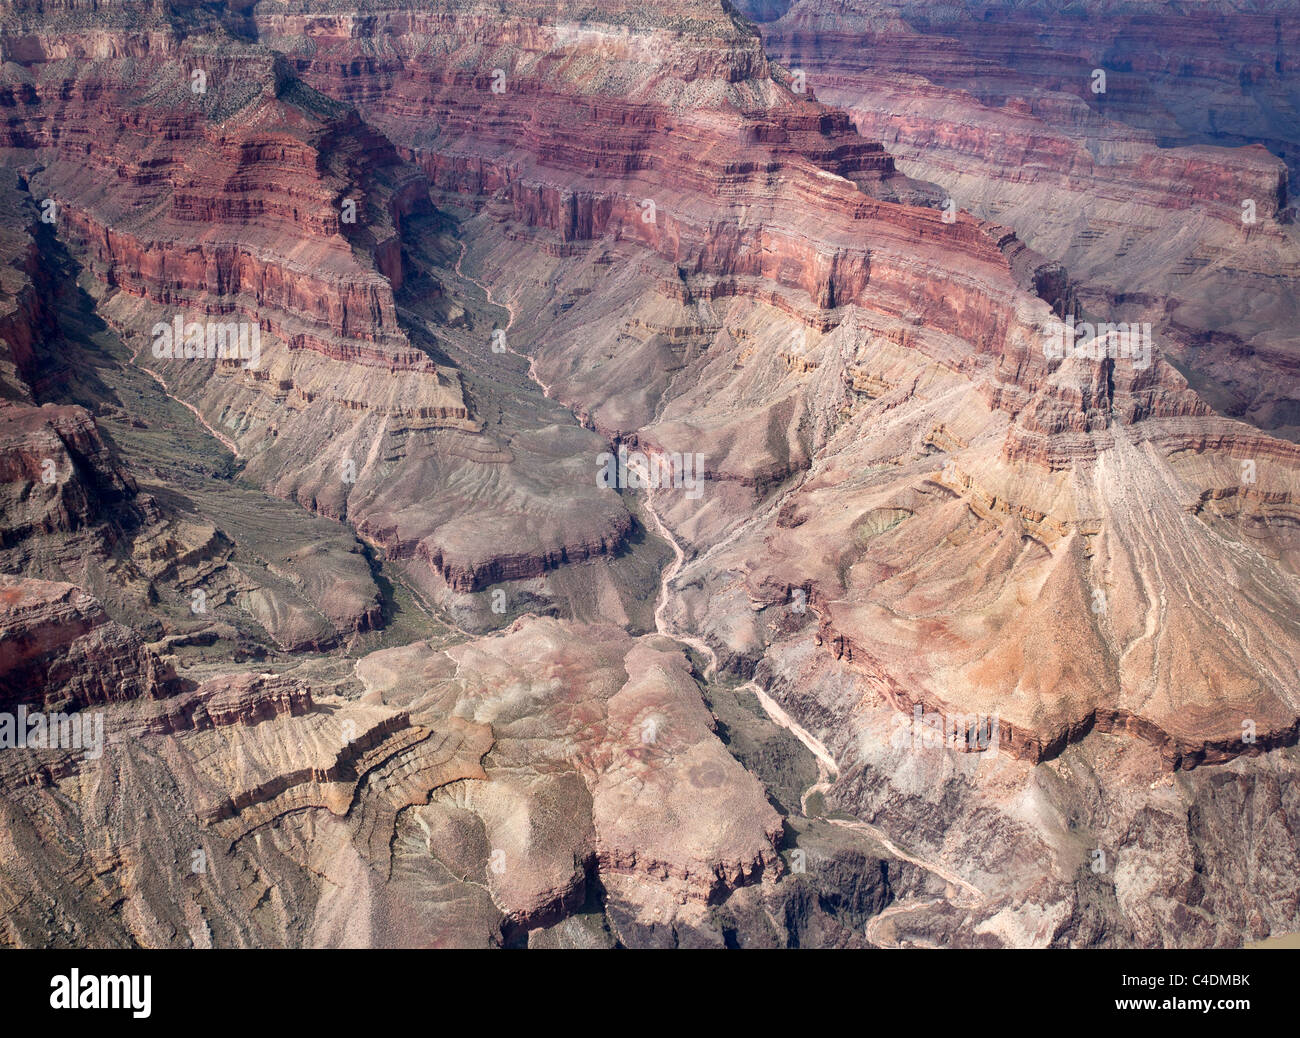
[0,145,387,652]
[0,576,173,710]
[264,0,1060,324]
[740,0,1300,438]
[0,168,147,560]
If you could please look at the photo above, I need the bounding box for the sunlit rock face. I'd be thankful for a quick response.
[0,0,1297,949]
[736,0,1300,438]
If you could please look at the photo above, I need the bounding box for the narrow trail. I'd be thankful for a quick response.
[453,237,555,399]
[644,485,720,680]
[641,451,810,681]
[740,679,838,815]
[829,816,982,905]
[739,677,982,907]
[130,342,241,457]
[863,897,946,949]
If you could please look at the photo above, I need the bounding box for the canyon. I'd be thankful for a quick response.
[0,0,1298,947]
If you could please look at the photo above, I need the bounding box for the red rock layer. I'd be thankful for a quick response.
[0,170,148,554]
[0,178,56,397]
[739,0,1300,436]
[0,29,431,369]
[257,1,1070,333]
[0,403,142,543]
[0,576,174,711]
[251,1,1237,454]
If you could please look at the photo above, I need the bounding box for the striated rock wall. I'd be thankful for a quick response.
[740,0,1300,437]
[0,576,174,711]
[258,0,1065,323]
[0,46,427,366]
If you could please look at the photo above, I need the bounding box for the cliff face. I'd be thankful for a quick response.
[0,161,384,650]
[262,0,1050,318]
[0,576,173,711]
[0,402,139,544]
[737,0,1300,164]
[0,11,424,364]
[738,0,1300,439]
[0,169,152,573]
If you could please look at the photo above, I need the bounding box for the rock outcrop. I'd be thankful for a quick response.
[0,130,386,656]
[355,617,782,940]
[0,576,172,711]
